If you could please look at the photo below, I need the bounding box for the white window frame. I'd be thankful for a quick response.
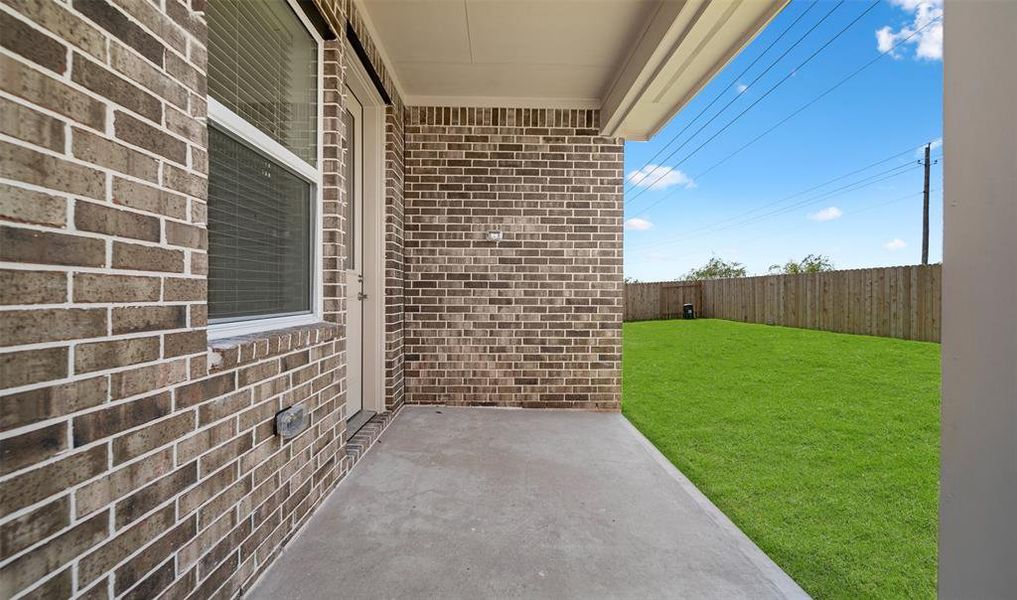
[206,0,325,340]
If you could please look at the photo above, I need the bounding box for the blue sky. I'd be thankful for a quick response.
[623,0,944,281]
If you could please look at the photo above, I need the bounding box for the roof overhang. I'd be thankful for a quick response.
[357,0,787,140]
[600,0,788,140]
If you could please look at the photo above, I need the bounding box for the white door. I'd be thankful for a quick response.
[343,87,364,419]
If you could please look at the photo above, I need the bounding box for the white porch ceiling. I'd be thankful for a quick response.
[357,0,787,139]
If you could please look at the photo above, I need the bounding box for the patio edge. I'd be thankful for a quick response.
[618,415,812,600]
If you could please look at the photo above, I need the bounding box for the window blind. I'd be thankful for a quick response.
[207,127,312,321]
[207,0,317,164]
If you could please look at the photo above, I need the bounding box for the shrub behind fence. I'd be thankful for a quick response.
[624,264,941,342]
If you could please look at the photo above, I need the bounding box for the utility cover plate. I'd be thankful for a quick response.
[275,405,308,439]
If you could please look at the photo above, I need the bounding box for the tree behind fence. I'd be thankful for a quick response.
[624,264,941,342]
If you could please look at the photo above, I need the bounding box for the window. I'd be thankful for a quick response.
[206,0,322,335]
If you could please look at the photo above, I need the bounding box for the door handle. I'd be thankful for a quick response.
[357,291,368,301]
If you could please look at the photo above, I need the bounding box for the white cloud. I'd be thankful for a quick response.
[876,0,943,61]
[884,238,907,251]
[626,164,696,191]
[625,217,654,231]
[915,137,943,157]
[736,83,749,94]
[890,0,935,9]
[808,206,843,222]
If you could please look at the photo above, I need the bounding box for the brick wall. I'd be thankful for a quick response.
[384,102,406,410]
[0,0,398,598]
[0,1,625,598]
[403,107,624,410]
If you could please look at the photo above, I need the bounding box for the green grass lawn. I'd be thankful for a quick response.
[623,319,940,599]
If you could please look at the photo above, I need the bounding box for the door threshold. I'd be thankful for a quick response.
[346,410,376,436]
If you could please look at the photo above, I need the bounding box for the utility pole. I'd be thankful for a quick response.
[921,143,931,265]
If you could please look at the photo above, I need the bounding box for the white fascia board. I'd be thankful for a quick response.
[600,0,788,141]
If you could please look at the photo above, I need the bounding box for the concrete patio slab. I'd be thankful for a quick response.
[246,406,809,599]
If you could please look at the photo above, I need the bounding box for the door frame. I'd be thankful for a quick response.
[344,45,386,417]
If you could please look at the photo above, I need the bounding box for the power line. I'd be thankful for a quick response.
[849,187,938,217]
[623,0,820,192]
[710,163,924,231]
[625,0,849,202]
[683,187,936,256]
[703,155,939,238]
[626,0,879,205]
[634,140,933,221]
[632,14,945,216]
[630,162,928,252]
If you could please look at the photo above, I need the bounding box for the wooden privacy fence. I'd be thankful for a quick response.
[624,281,702,321]
[624,264,942,342]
